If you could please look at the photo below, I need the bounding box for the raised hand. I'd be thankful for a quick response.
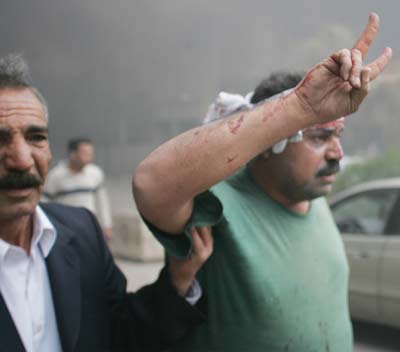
[294,13,392,125]
[168,226,213,296]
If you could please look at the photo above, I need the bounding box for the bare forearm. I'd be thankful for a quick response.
[133,93,310,231]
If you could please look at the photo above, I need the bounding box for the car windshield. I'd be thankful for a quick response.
[331,189,399,235]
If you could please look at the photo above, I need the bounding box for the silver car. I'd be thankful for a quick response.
[329,178,400,328]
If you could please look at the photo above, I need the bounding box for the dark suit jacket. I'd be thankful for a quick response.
[0,203,206,352]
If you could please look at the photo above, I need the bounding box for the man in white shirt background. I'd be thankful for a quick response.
[44,137,113,240]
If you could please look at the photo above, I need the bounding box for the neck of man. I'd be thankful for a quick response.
[0,215,33,254]
[69,160,83,173]
[248,163,310,214]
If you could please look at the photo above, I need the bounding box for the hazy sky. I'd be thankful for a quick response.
[0,0,398,173]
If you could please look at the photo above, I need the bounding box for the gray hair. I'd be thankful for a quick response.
[0,54,49,120]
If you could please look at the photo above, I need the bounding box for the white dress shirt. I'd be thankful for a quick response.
[0,206,62,352]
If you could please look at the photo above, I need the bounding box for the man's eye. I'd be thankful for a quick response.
[315,135,328,142]
[28,134,47,142]
[309,135,328,143]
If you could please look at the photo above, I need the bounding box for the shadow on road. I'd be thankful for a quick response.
[353,320,400,351]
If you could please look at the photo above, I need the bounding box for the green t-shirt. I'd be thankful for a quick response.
[148,168,353,352]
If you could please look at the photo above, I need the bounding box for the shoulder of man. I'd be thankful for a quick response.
[47,160,69,178]
[85,163,105,179]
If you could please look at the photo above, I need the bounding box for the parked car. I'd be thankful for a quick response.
[329,178,400,328]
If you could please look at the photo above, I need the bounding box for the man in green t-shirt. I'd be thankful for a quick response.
[133,14,392,351]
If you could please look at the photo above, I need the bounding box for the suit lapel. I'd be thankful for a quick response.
[46,217,81,352]
[0,294,25,352]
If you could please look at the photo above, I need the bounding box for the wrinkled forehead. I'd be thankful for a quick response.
[0,88,46,122]
[305,117,345,132]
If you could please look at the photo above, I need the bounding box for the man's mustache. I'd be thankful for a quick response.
[0,171,42,190]
[316,161,340,177]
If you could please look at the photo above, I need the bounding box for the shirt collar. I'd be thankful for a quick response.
[0,236,9,262]
[0,206,57,261]
[33,205,57,258]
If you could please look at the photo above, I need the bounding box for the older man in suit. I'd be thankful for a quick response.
[0,54,212,352]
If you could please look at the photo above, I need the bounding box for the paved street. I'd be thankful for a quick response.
[116,259,400,351]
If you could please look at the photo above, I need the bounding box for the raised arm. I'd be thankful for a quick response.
[133,13,391,234]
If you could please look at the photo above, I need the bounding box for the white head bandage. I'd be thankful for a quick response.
[202,88,302,154]
[203,91,254,124]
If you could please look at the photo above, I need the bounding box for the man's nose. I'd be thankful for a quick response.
[326,137,344,161]
[4,138,34,171]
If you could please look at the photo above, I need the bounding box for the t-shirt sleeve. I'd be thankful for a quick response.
[143,190,223,259]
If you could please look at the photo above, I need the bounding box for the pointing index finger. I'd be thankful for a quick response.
[352,12,380,59]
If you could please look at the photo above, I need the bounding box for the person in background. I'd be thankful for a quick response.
[44,137,113,240]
